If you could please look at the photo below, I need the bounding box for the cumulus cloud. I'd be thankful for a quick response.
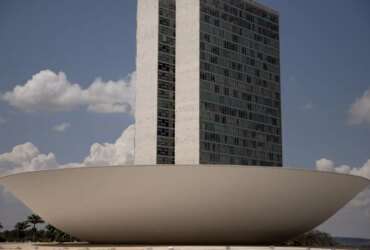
[0,125,135,230]
[316,158,370,216]
[0,143,59,175]
[349,88,370,125]
[1,70,135,114]
[52,122,71,133]
[316,158,370,179]
[0,125,135,176]
[316,158,335,172]
[82,124,135,166]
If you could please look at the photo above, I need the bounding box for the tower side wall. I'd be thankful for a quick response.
[175,0,201,164]
[135,0,159,165]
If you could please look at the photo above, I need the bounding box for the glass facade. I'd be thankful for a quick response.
[157,0,176,164]
[198,0,282,166]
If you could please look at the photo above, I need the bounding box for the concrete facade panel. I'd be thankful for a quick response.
[0,166,368,244]
[175,0,201,165]
[135,0,159,165]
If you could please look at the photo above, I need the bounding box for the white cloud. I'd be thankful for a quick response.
[82,124,135,166]
[52,122,71,133]
[349,88,370,125]
[1,70,135,114]
[316,158,370,179]
[316,158,335,172]
[316,158,370,216]
[84,77,135,114]
[0,142,59,175]
[0,125,135,176]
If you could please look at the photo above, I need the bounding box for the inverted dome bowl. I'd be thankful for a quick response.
[0,165,369,244]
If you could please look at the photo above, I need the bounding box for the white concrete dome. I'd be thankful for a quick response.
[0,166,369,244]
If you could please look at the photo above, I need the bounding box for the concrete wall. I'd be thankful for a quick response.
[1,166,369,244]
[175,0,200,165]
[134,0,159,165]
[0,243,360,250]
[0,245,359,250]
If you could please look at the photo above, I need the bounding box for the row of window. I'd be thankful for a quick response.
[203,100,279,122]
[200,67,279,93]
[200,26,279,72]
[201,57,279,83]
[202,106,279,129]
[159,7,175,20]
[157,156,174,164]
[200,71,280,100]
[158,108,175,120]
[201,33,279,68]
[159,52,175,65]
[200,42,280,83]
[155,0,283,166]
[157,137,173,149]
[157,146,175,157]
[158,117,175,128]
[158,80,175,91]
[202,83,280,109]
[201,7,278,41]
[159,62,175,72]
[157,0,176,164]
[159,25,175,38]
[159,43,175,55]
[159,16,175,29]
[200,10,279,48]
[159,0,175,11]
[158,88,175,100]
[200,151,281,166]
[201,132,281,153]
[201,121,281,144]
[201,110,281,136]
[200,21,279,56]
[159,33,175,47]
[157,127,175,137]
[202,0,279,24]
[157,136,175,147]
[158,98,175,110]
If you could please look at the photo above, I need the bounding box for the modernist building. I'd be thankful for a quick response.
[135,0,176,164]
[135,0,282,166]
[1,166,369,244]
[1,0,370,245]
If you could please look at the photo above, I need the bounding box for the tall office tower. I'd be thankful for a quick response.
[176,0,282,166]
[135,0,176,164]
[135,0,282,167]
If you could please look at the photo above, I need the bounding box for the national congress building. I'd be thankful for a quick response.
[135,0,282,167]
[1,0,369,245]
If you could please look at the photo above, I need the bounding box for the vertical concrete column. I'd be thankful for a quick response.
[175,0,200,165]
[135,0,159,165]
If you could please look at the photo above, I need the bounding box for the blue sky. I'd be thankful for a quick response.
[0,0,370,238]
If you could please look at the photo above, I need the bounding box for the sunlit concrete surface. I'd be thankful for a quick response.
[0,243,358,250]
[0,166,369,244]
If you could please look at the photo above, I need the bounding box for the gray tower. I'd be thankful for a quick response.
[135,0,282,167]
[135,0,176,164]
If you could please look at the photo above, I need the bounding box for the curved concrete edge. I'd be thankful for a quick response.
[1,165,370,186]
[0,165,369,244]
[0,244,363,250]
